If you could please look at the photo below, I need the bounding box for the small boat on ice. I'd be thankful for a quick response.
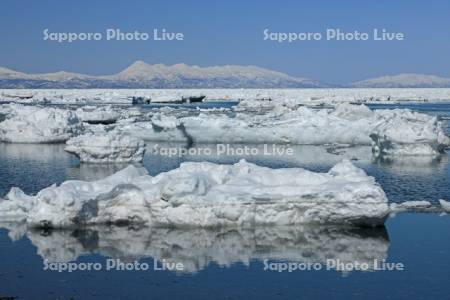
[182,95,206,103]
[131,95,206,105]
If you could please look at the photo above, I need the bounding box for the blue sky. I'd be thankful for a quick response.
[0,0,449,84]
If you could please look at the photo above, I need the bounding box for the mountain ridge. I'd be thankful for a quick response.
[351,73,450,88]
[0,61,327,88]
[1,62,450,88]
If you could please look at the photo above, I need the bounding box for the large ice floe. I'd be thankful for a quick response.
[122,103,449,156]
[65,128,145,163]
[75,105,120,124]
[0,159,389,228]
[0,225,389,273]
[0,104,82,143]
[370,109,450,156]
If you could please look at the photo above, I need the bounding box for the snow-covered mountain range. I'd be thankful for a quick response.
[1,62,450,88]
[0,61,326,88]
[352,73,450,88]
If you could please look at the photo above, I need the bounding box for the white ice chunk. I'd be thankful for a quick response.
[122,113,187,141]
[65,129,145,163]
[438,199,450,212]
[0,104,82,143]
[389,200,433,212]
[331,102,374,120]
[0,160,389,228]
[151,113,180,130]
[371,109,450,156]
[75,105,120,124]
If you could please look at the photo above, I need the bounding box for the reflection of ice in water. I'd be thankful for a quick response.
[0,141,446,179]
[0,142,140,183]
[1,224,389,274]
[373,154,449,176]
[73,163,136,182]
[146,142,374,166]
[146,142,448,176]
[0,143,70,162]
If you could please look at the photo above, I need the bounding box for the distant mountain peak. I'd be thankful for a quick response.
[97,61,327,88]
[125,60,155,71]
[131,60,148,66]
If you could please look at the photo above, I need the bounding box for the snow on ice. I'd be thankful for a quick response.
[0,104,82,143]
[438,199,450,212]
[370,109,450,156]
[65,128,145,163]
[0,160,389,228]
[75,105,120,124]
[123,103,449,156]
[389,201,433,213]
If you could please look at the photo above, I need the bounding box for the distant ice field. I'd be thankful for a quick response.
[2,88,450,105]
